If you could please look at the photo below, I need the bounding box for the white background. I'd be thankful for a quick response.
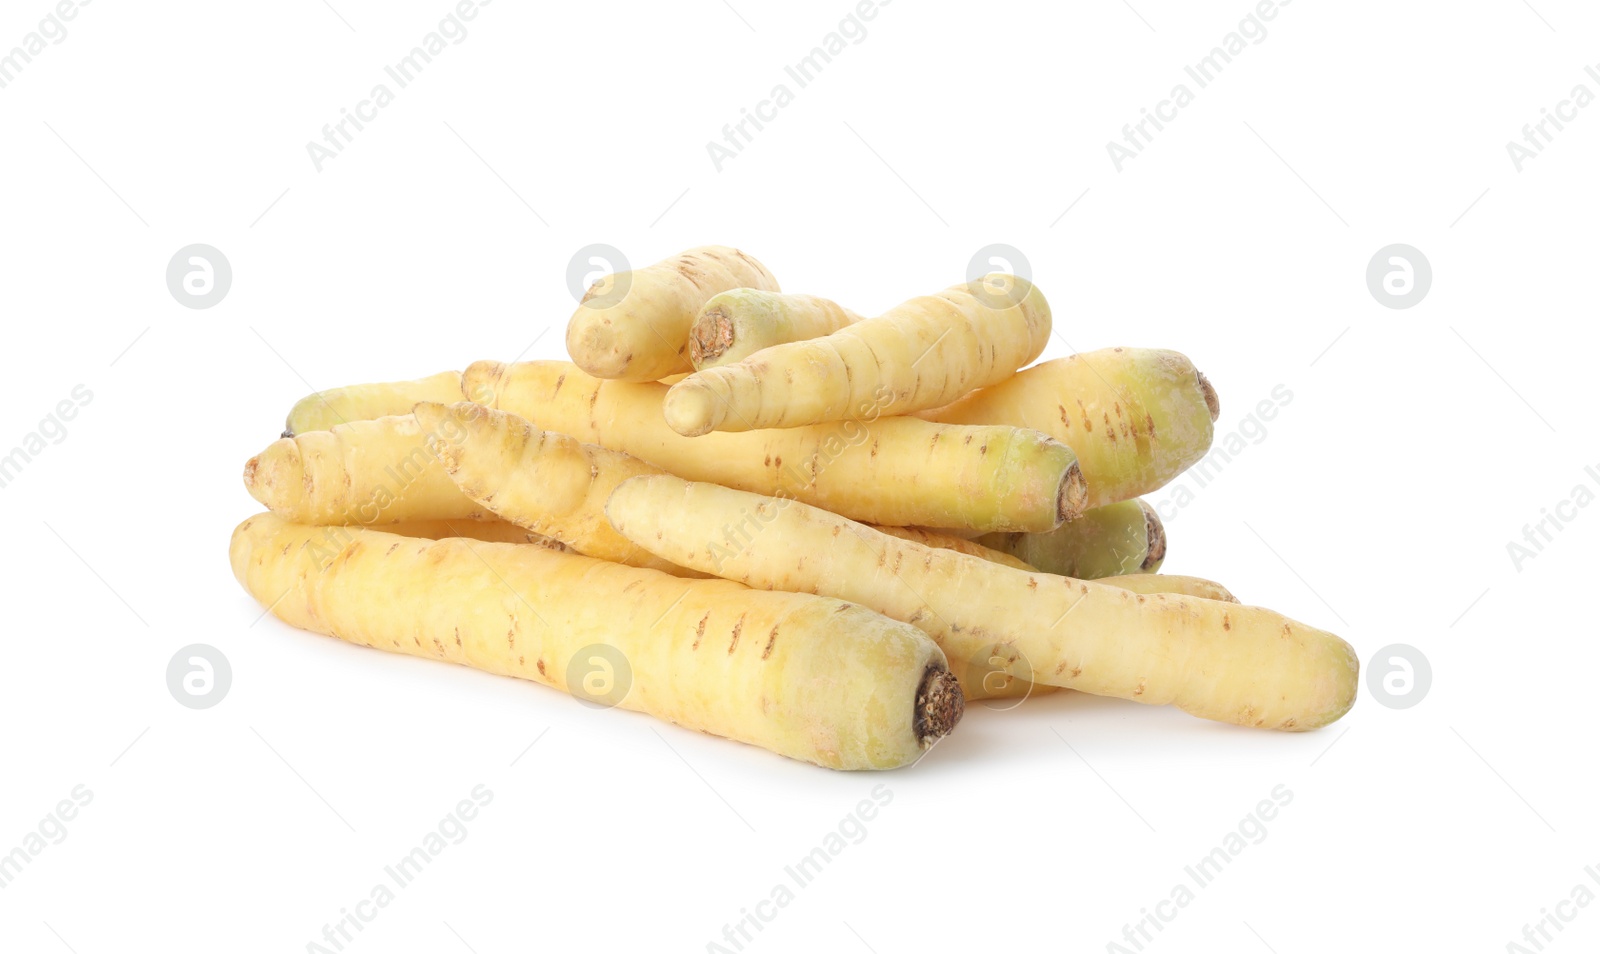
[2,1,1596,951]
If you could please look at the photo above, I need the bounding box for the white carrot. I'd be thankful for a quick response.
[663,274,1050,436]
[565,246,779,382]
[605,475,1359,731]
[464,359,1086,532]
[232,513,962,770]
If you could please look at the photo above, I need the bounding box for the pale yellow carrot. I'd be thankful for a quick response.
[664,274,1050,436]
[412,401,685,575]
[244,415,484,525]
[872,526,1034,570]
[283,370,464,437]
[922,347,1218,509]
[689,289,862,370]
[231,513,962,770]
[605,476,1359,730]
[463,359,1085,532]
[565,246,779,382]
[381,518,566,548]
[1108,574,1239,603]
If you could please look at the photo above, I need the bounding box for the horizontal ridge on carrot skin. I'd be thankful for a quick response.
[921,347,1219,510]
[229,513,962,770]
[462,359,1088,533]
[662,274,1051,436]
[244,415,488,526]
[604,475,1359,731]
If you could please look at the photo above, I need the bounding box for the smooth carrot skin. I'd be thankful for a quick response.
[566,246,779,382]
[231,514,962,770]
[413,401,687,575]
[664,274,1050,436]
[689,290,862,370]
[283,370,463,437]
[922,347,1218,509]
[463,359,1086,532]
[244,415,485,525]
[606,475,1359,731]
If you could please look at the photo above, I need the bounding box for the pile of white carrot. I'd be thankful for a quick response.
[231,245,1358,771]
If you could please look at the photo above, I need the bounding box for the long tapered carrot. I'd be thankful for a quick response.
[231,513,962,770]
[689,289,862,370]
[950,573,1241,701]
[282,370,464,437]
[244,415,485,525]
[605,475,1359,730]
[921,347,1218,509]
[1106,574,1239,603]
[463,359,1086,532]
[413,401,684,574]
[565,246,779,382]
[663,274,1050,436]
